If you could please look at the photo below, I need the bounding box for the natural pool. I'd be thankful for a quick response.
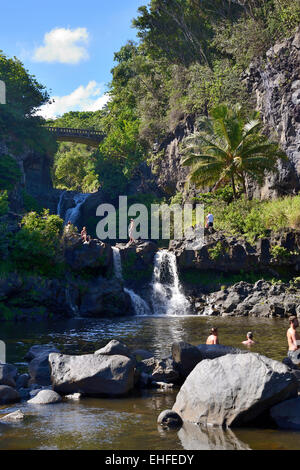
[0,315,300,450]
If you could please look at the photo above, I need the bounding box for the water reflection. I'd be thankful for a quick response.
[178,423,250,450]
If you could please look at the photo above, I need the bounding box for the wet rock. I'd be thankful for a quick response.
[0,385,20,404]
[0,410,25,422]
[28,352,54,386]
[49,352,135,397]
[157,410,183,428]
[171,341,202,379]
[28,389,62,405]
[0,363,18,387]
[173,353,297,427]
[270,397,300,430]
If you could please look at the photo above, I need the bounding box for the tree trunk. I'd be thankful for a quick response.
[231,175,237,199]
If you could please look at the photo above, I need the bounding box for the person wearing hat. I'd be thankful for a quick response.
[242,332,255,346]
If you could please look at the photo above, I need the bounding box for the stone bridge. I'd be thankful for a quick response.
[47,127,105,147]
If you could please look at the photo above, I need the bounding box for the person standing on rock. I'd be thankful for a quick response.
[242,331,255,346]
[81,226,88,243]
[287,316,300,353]
[206,327,219,345]
[206,213,214,228]
[128,218,135,245]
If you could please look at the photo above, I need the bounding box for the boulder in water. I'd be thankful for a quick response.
[49,352,135,396]
[0,363,18,387]
[270,397,300,430]
[0,385,20,404]
[28,389,62,405]
[157,410,183,428]
[95,340,132,358]
[172,342,203,379]
[172,353,298,427]
[25,344,59,362]
[196,344,247,360]
[138,357,180,384]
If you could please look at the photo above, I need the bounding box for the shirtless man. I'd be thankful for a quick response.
[242,331,255,346]
[287,316,300,354]
[206,327,219,345]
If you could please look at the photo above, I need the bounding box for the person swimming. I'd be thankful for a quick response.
[242,331,255,346]
[287,316,300,354]
[206,327,219,345]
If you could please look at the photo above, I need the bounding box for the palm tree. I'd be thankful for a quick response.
[181,104,287,199]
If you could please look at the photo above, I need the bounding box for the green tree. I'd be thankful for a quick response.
[181,104,287,198]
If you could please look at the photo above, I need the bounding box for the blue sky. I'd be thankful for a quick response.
[1,0,147,118]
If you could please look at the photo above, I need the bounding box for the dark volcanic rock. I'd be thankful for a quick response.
[173,353,298,427]
[0,363,18,387]
[171,341,203,379]
[0,385,20,404]
[270,397,300,430]
[157,410,183,428]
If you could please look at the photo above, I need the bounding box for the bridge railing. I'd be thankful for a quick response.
[46,126,105,139]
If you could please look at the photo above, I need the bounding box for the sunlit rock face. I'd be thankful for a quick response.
[173,353,298,427]
[245,26,300,199]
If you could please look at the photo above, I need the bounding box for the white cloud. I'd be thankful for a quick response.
[33,27,89,64]
[36,81,110,119]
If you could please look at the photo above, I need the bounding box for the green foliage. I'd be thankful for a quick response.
[12,210,64,276]
[0,51,55,155]
[53,142,99,192]
[181,103,287,198]
[270,245,291,260]
[22,190,42,213]
[208,241,228,261]
[0,191,9,216]
[0,154,22,190]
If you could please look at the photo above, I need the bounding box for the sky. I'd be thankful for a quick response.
[1,0,147,118]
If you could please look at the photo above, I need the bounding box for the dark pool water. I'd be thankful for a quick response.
[0,315,300,450]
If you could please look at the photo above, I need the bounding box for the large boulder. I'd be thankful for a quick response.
[28,351,57,386]
[196,344,247,360]
[95,340,132,358]
[173,353,298,427]
[270,397,300,430]
[171,342,202,379]
[28,389,62,405]
[0,385,20,404]
[0,363,18,387]
[49,353,135,396]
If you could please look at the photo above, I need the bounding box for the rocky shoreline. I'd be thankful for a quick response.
[1,339,300,433]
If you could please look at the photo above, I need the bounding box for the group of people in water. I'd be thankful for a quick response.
[206,316,300,353]
[205,327,255,347]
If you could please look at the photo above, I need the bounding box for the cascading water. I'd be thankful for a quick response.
[57,190,67,218]
[64,193,90,225]
[112,247,151,316]
[151,250,190,316]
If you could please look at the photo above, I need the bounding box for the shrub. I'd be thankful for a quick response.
[0,154,21,190]
[0,190,9,216]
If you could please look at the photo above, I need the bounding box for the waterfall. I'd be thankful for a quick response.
[64,193,90,225]
[112,247,123,280]
[151,250,190,316]
[57,190,67,218]
[112,246,152,316]
[124,288,152,316]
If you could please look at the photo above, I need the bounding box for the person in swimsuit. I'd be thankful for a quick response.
[287,316,300,354]
[242,331,255,346]
[128,218,135,245]
[81,226,88,243]
[206,327,219,345]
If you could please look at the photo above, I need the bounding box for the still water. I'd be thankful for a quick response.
[0,315,300,450]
